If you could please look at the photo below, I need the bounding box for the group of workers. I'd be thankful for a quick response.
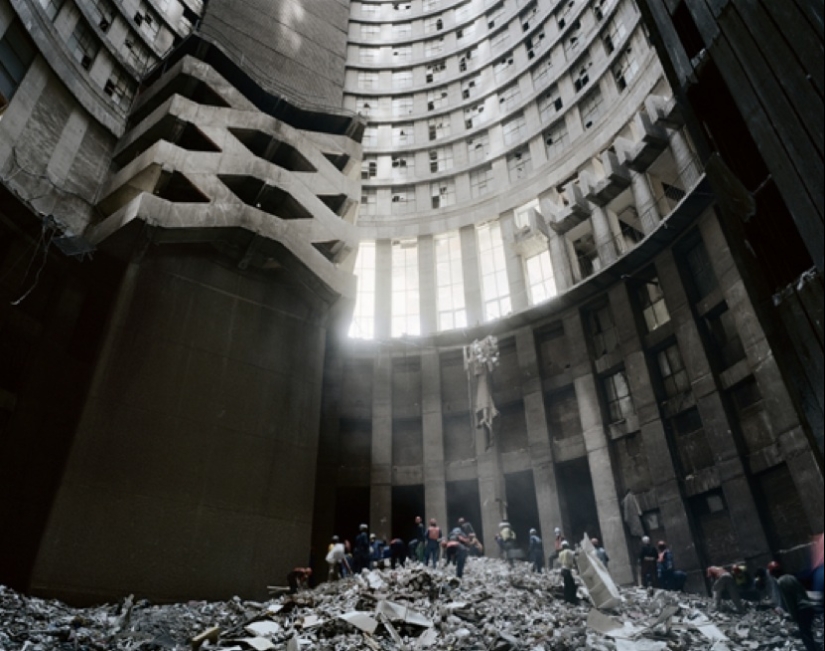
[306,526,824,649]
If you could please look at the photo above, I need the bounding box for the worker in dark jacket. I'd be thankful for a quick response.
[389,538,407,569]
[657,541,686,591]
[777,574,818,651]
[353,524,371,573]
[414,516,426,563]
[528,528,545,573]
[638,536,659,588]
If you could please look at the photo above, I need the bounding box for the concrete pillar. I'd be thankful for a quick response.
[656,248,772,563]
[591,204,618,266]
[418,235,437,335]
[460,225,484,326]
[374,239,392,340]
[608,282,704,586]
[562,309,634,584]
[668,127,701,189]
[421,350,448,529]
[515,327,563,541]
[501,214,529,312]
[630,170,660,235]
[698,216,824,534]
[371,350,393,537]
[572,370,635,584]
[476,440,507,555]
[547,230,575,292]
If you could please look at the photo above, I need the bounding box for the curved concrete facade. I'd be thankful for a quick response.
[0,0,822,603]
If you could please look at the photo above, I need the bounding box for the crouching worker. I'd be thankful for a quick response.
[390,538,407,569]
[778,574,819,651]
[707,566,744,613]
[287,567,312,594]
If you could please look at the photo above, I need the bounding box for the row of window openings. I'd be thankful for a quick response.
[358,0,616,54]
[364,7,630,99]
[350,229,555,338]
[40,0,162,42]
[355,27,637,120]
[353,234,716,343]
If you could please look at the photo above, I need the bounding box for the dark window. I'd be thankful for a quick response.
[603,370,633,423]
[704,304,745,369]
[0,19,37,104]
[684,239,717,300]
[657,344,690,398]
[672,1,705,62]
[635,276,670,332]
[588,305,618,356]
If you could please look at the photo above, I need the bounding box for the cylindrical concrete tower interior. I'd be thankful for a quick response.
[0,0,822,602]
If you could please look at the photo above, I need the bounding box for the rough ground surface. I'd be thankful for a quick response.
[1,559,821,650]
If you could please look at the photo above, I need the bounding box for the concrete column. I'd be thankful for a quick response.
[698,216,824,534]
[608,282,704,587]
[515,327,563,540]
[591,204,618,266]
[374,239,392,340]
[668,127,701,189]
[460,225,484,326]
[312,346,345,574]
[563,310,634,584]
[500,214,529,312]
[421,350,448,529]
[418,235,437,335]
[547,230,575,292]
[476,439,507,555]
[630,170,660,235]
[657,248,772,564]
[371,350,393,537]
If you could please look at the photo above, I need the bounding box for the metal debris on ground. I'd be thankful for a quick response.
[1,558,820,650]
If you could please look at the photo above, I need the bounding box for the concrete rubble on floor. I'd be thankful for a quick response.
[1,558,820,650]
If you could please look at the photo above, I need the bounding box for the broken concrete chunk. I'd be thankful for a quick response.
[244,620,282,637]
[337,610,379,634]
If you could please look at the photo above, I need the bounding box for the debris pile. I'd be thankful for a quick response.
[1,558,819,650]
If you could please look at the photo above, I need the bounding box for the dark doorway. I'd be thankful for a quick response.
[556,458,602,546]
[392,484,425,542]
[446,479,484,545]
[505,470,541,556]
[333,486,371,546]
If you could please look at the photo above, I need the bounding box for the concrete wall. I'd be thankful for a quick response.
[199,0,351,109]
[315,191,824,589]
[30,247,331,604]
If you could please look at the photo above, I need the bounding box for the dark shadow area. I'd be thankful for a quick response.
[505,470,541,554]
[391,485,425,542]
[446,479,484,545]
[333,486,371,547]
[557,458,602,546]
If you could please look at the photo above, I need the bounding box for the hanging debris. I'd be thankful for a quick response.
[1,558,820,650]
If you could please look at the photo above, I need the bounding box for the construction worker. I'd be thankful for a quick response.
[353,524,371,573]
[424,518,442,568]
[499,521,517,567]
[638,536,658,588]
[414,516,426,563]
[656,541,686,591]
[777,574,819,651]
[558,541,579,605]
[528,528,545,573]
[707,566,744,613]
[286,567,312,594]
[325,536,349,582]
[389,538,407,569]
[458,517,476,537]
[591,538,610,569]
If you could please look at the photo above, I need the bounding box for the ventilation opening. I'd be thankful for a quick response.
[219,175,313,220]
[319,194,348,216]
[229,128,316,172]
[154,171,209,203]
[313,240,345,262]
[129,75,231,129]
[114,116,221,168]
[672,1,705,62]
[323,152,350,172]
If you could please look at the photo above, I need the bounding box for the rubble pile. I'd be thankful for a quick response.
[1,559,819,651]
